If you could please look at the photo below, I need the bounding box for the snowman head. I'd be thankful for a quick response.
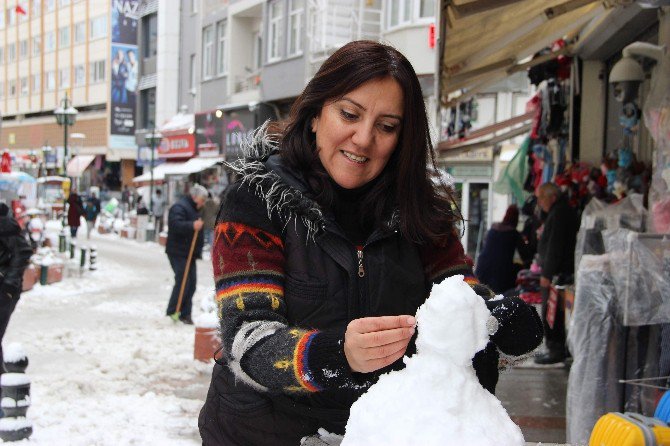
[414,275,491,366]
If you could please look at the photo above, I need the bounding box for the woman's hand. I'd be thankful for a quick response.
[344,315,416,373]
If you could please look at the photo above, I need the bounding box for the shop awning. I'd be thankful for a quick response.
[132,157,223,184]
[66,155,96,177]
[440,0,609,105]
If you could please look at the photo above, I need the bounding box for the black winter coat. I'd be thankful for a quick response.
[537,196,578,280]
[0,216,32,299]
[475,223,522,294]
[165,196,204,259]
[199,152,542,445]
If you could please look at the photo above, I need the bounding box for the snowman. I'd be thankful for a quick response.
[341,275,524,446]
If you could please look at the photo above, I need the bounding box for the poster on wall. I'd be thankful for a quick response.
[195,111,225,158]
[224,110,255,161]
[108,0,139,150]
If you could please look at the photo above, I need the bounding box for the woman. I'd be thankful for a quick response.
[199,41,542,445]
[67,189,84,239]
[475,204,524,294]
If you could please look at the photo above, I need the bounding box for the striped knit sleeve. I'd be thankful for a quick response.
[213,184,355,394]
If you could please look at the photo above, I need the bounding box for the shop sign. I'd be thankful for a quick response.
[195,111,224,157]
[224,110,255,161]
[136,146,165,167]
[157,134,195,159]
[443,147,493,162]
[446,165,492,178]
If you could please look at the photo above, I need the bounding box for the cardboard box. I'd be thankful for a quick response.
[194,327,221,362]
[22,265,37,291]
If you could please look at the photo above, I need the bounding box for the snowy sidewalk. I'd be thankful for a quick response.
[5,232,214,445]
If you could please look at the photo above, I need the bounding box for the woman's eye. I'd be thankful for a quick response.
[380,123,398,133]
[340,110,357,120]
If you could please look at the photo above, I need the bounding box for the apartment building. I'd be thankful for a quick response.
[0,0,143,187]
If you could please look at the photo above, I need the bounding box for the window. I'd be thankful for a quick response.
[45,31,56,52]
[216,20,227,75]
[387,0,434,28]
[45,0,55,12]
[59,0,71,6]
[17,2,28,22]
[20,77,28,96]
[0,47,4,65]
[143,14,157,57]
[267,1,284,62]
[32,36,40,56]
[7,7,16,26]
[90,15,107,39]
[253,31,262,71]
[89,59,105,83]
[141,87,156,128]
[189,54,196,92]
[31,0,41,17]
[191,0,197,13]
[74,21,85,43]
[59,26,70,48]
[31,73,40,93]
[19,39,28,59]
[418,0,435,18]
[0,83,4,99]
[287,0,304,56]
[74,64,85,86]
[8,80,16,97]
[45,71,55,91]
[59,67,70,88]
[8,43,16,62]
[202,25,214,80]
[0,9,4,30]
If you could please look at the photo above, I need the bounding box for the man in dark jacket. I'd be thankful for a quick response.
[165,185,207,324]
[0,203,32,374]
[535,182,578,364]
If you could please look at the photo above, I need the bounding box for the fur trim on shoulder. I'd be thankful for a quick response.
[224,123,326,239]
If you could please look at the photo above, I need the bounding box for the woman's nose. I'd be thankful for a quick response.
[351,123,374,149]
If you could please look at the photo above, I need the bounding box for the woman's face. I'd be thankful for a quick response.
[312,77,404,189]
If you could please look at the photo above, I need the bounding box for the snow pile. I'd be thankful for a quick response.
[342,275,524,446]
[4,342,27,362]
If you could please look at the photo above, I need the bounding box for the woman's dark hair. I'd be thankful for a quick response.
[280,40,459,244]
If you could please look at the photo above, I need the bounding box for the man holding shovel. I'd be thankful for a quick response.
[165,184,207,325]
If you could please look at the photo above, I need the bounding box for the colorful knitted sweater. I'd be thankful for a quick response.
[213,140,541,396]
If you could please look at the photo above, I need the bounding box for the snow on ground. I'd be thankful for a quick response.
[4,231,215,445]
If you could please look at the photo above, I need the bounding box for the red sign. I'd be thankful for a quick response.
[158,133,195,159]
[428,23,435,49]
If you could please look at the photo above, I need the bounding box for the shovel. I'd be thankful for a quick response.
[170,227,200,322]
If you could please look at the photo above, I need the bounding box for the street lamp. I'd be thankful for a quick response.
[145,128,162,222]
[54,92,78,175]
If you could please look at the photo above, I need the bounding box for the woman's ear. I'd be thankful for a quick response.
[311,117,318,133]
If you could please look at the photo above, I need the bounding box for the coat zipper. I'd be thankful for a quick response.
[357,249,365,278]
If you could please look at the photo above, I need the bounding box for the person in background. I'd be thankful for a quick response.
[136,196,149,215]
[200,191,219,251]
[0,203,32,378]
[165,185,206,325]
[534,182,578,365]
[121,185,131,217]
[151,189,166,234]
[67,189,85,239]
[198,40,543,444]
[475,204,524,294]
[84,193,101,240]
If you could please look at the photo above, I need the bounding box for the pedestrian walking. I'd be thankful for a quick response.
[0,203,32,376]
[84,193,101,240]
[534,182,578,365]
[67,189,85,239]
[151,189,166,233]
[121,185,130,217]
[165,185,206,324]
[198,41,543,445]
[200,191,219,250]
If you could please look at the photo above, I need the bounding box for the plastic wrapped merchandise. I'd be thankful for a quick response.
[567,254,625,445]
[574,195,646,279]
[604,231,670,326]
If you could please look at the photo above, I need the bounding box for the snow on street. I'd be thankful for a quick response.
[5,231,215,445]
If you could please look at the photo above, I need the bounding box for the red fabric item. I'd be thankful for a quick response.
[15,4,26,15]
[0,151,11,173]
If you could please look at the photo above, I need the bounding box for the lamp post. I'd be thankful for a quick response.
[145,128,162,222]
[54,92,78,175]
[54,92,78,229]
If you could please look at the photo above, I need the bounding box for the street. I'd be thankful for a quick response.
[5,231,213,445]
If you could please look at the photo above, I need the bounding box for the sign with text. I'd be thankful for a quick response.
[157,133,195,159]
[224,110,255,161]
[109,0,139,150]
[195,111,224,157]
